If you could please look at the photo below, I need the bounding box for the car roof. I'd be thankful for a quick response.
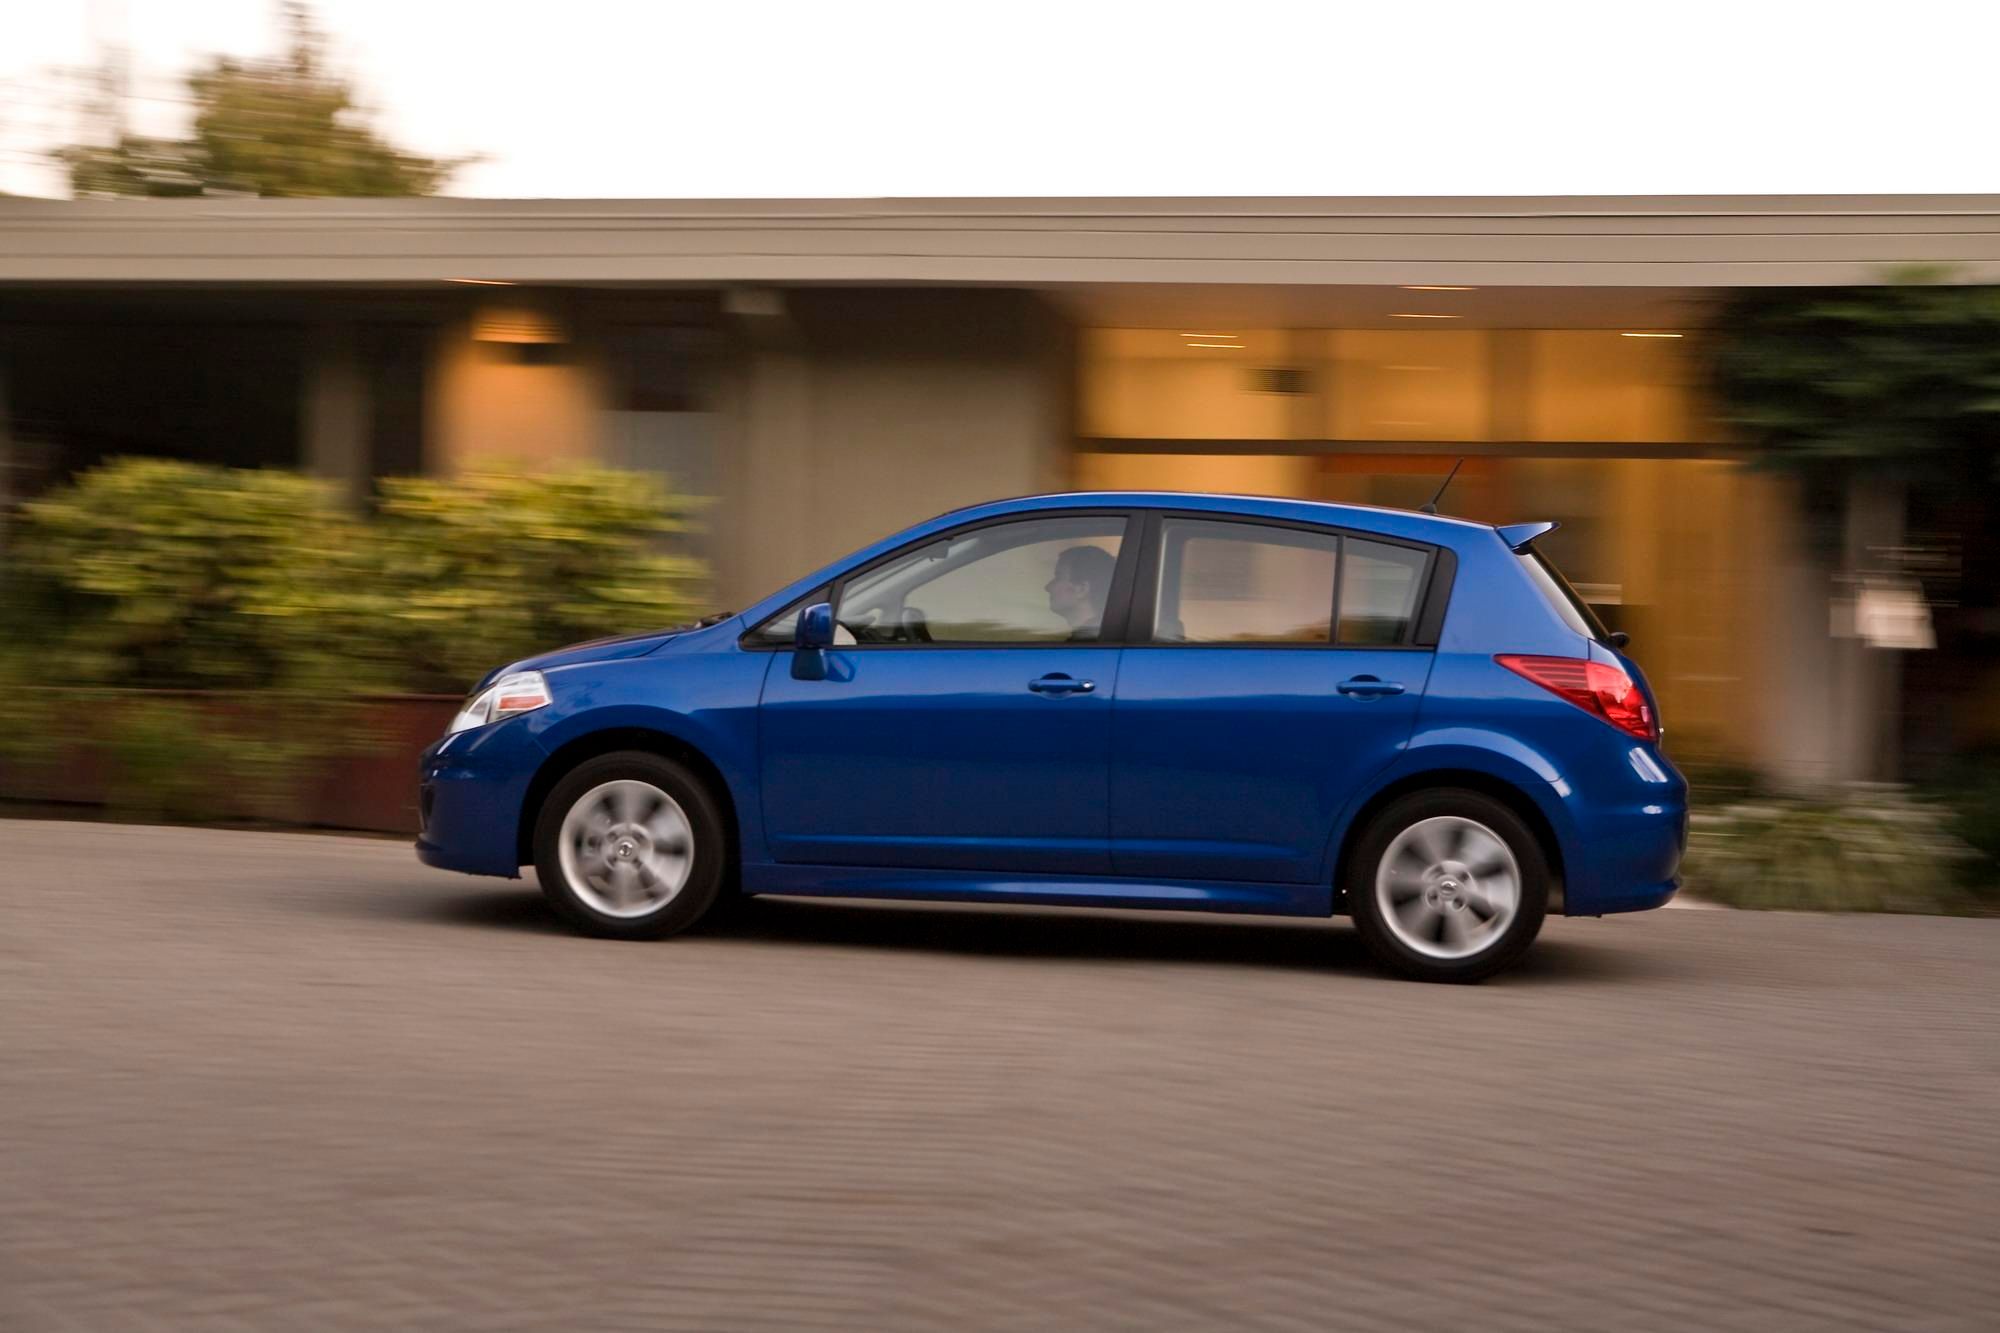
[937,490,1496,543]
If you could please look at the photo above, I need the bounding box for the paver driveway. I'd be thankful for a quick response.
[2,819,1996,1331]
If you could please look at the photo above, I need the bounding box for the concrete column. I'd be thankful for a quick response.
[1754,473,1906,790]
[303,322,370,503]
[711,288,1079,610]
[1832,476,1907,781]
[716,345,817,609]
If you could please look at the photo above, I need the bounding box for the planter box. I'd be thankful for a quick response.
[0,692,461,834]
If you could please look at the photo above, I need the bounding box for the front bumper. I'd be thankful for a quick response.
[414,718,547,879]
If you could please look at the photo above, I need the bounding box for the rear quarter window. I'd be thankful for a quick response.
[1516,549,1611,641]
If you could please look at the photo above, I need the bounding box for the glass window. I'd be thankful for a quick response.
[1155,520,1338,644]
[1324,330,1491,442]
[1339,540,1430,645]
[1517,549,1611,641]
[835,516,1127,645]
[742,586,829,647]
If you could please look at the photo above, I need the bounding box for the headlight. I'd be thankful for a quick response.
[448,670,552,735]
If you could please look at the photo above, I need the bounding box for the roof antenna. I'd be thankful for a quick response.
[1419,457,1465,515]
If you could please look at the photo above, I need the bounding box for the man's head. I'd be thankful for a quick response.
[1046,544,1116,630]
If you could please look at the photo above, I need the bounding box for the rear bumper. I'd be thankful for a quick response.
[1544,736,1689,917]
[1561,801,1688,916]
[414,719,545,879]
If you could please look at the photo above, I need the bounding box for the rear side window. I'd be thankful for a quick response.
[1517,549,1611,640]
[1339,539,1429,646]
[1150,519,1435,647]
[1155,520,1340,644]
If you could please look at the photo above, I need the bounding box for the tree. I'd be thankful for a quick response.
[1708,270,2000,488]
[56,4,468,198]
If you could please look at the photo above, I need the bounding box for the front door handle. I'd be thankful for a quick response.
[1028,673,1096,696]
[1337,675,1406,698]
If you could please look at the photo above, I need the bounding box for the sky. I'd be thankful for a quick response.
[4,0,1998,199]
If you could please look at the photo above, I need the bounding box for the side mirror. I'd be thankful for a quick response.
[1607,630,1631,649]
[797,602,835,649]
[792,601,835,680]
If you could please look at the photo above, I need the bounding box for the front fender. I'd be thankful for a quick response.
[515,651,771,862]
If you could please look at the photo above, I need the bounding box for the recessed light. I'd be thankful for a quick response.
[1400,285,1477,292]
[1388,313,1461,320]
[1620,331,1684,338]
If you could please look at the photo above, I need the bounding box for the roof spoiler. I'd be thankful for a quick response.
[1496,520,1559,553]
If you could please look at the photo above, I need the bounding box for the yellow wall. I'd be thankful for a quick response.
[1324,330,1490,441]
[1525,332,1703,444]
[428,310,608,472]
[1081,327,1705,444]
[1073,451,1319,499]
[1079,330,1298,439]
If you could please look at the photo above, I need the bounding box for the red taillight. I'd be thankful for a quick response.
[1495,654,1658,742]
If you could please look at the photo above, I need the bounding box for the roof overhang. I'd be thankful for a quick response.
[6,194,2000,288]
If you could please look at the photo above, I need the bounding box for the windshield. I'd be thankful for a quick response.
[1516,548,1612,642]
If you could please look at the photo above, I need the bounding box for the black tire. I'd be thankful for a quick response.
[532,751,730,940]
[1345,788,1549,983]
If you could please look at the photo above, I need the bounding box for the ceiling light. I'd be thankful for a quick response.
[473,307,567,344]
[1620,331,1684,338]
[1186,341,1245,349]
[1388,313,1460,320]
[1179,331,1238,339]
[1400,285,1477,292]
[447,277,515,286]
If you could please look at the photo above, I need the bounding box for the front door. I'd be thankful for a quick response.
[760,512,1133,875]
[1110,516,1435,890]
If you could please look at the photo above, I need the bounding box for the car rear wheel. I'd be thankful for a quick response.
[533,751,727,939]
[1346,789,1548,983]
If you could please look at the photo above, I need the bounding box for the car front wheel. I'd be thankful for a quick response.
[1346,789,1549,982]
[533,751,727,939]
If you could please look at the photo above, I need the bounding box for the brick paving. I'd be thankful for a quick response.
[2,818,1996,1331]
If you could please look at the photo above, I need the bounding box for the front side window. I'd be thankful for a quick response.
[742,585,830,648]
[834,516,1128,645]
[1154,519,1339,644]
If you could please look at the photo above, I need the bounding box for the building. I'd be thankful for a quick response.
[7,194,2000,785]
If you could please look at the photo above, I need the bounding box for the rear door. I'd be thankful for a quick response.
[1108,514,1441,889]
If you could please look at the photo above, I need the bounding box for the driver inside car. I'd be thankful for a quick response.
[1044,544,1115,641]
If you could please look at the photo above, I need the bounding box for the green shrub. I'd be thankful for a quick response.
[1923,752,2000,905]
[5,457,712,697]
[10,457,367,691]
[354,468,709,693]
[1,457,711,821]
[1684,784,1982,913]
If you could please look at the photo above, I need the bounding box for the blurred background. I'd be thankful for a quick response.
[4,6,1999,1331]
[1,2,1998,914]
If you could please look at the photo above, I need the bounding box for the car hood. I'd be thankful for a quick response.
[479,628,683,686]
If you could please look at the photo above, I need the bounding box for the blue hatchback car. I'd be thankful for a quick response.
[418,492,1687,981]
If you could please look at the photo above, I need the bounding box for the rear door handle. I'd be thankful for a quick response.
[1337,675,1406,698]
[1028,673,1095,696]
